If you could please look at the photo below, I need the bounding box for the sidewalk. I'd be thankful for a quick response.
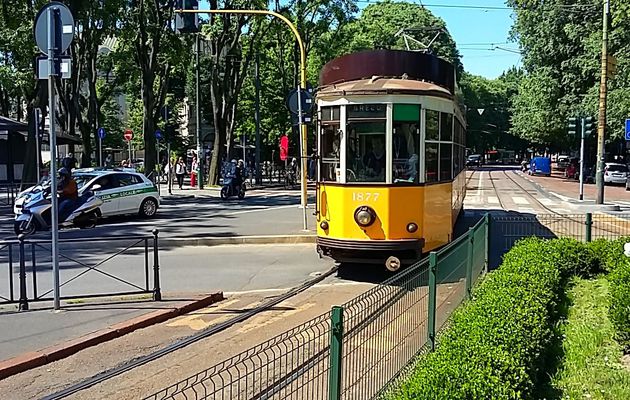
[520,170,630,205]
[0,292,223,379]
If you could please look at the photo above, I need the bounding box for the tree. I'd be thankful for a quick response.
[117,0,186,177]
[340,1,462,75]
[507,0,630,152]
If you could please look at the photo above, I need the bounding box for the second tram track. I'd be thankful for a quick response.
[41,265,340,400]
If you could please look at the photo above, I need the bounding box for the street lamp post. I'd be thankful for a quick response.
[595,0,611,204]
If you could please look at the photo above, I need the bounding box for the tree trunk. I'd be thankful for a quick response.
[142,83,156,178]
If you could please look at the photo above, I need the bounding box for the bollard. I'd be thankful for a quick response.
[18,234,29,311]
[152,229,162,301]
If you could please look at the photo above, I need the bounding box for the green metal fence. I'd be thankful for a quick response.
[144,215,490,400]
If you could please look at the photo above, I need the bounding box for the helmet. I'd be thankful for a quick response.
[58,167,70,178]
[231,159,237,163]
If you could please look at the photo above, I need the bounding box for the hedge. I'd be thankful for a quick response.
[393,238,594,400]
[590,238,630,350]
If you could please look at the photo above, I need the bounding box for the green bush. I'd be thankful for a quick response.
[589,237,630,350]
[588,237,630,273]
[393,237,577,400]
[609,264,630,350]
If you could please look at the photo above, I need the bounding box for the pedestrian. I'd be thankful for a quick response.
[105,153,113,167]
[62,152,77,170]
[190,155,198,187]
[121,159,129,168]
[176,157,186,189]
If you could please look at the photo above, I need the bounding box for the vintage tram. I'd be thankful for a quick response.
[315,50,466,270]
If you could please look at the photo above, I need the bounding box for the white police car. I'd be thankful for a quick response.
[14,168,160,218]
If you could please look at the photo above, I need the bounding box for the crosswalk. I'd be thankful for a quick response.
[464,170,570,213]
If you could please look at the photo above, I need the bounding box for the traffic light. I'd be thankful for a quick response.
[175,0,199,34]
[568,117,578,136]
[584,116,595,137]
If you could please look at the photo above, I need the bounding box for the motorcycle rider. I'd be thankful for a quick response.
[58,167,78,222]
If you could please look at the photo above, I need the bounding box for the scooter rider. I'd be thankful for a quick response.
[58,167,78,222]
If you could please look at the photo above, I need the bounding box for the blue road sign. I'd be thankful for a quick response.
[625,119,630,141]
[97,127,106,139]
[155,129,162,140]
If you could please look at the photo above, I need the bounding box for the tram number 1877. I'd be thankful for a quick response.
[352,192,380,202]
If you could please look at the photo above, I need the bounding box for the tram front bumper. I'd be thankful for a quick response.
[317,237,424,264]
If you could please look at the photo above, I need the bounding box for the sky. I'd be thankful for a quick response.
[198,0,521,79]
[414,0,521,78]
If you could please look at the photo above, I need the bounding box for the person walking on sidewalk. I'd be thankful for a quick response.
[175,157,186,189]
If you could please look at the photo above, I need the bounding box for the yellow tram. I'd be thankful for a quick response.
[315,50,466,270]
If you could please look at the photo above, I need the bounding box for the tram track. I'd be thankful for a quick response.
[499,169,626,236]
[486,169,508,210]
[41,265,340,400]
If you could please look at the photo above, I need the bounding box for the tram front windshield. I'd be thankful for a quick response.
[347,122,386,182]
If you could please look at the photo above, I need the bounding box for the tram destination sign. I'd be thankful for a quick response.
[347,104,386,119]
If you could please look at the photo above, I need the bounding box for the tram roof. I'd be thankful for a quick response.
[316,77,452,99]
[319,50,456,93]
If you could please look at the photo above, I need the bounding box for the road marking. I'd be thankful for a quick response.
[166,298,247,331]
[512,197,529,205]
[237,302,316,334]
[225,204,298,216]
[538,198,555,206]
[488,196,499,204]
[475,172,483,198]
[518,208,536,214]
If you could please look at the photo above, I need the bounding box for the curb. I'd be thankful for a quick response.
[0,292,224,380]
[161,234,317,247]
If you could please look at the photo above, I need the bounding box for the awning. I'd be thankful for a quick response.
[0,116,81,145]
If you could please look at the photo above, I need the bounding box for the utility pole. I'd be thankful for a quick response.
[195,33,203,190]
[255,53,261,185]
[595,0,611,204]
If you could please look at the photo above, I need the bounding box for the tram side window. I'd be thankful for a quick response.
[426,110,439,141]
[440,143,452,181]
[440,113,453,142]
[347,122,386,183]
[320,125,341,181]
[425,143,439,183]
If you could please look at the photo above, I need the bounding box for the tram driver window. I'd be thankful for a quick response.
[425,143,439,183]
[320,125,340,181]
[347,122,386,183]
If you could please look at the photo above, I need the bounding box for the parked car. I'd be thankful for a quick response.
[556,155,571,171]
[14,168,160,219]
[466,154,483,167]
[528,157,551,176]
[604,163,628,185]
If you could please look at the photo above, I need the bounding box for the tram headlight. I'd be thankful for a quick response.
[354,206,376,227]
[320,221,329,230]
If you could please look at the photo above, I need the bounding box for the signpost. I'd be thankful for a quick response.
[34,1,74,311]
[97,127,105,167]
[124,129,133,163]
[155,129,162,191]
[625,119,630,141]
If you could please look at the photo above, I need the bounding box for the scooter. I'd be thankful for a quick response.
[14,184,103,236]
[220,176,245,200]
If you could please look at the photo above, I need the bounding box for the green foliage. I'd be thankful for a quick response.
[507,0,630,151]
[608,260,630,350]
[592,237,630,350]
[551,276,630,400]
[393,238,586,400]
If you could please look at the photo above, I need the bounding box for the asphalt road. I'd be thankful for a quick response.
[0,188,316,241]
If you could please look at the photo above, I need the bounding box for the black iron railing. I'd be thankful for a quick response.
[0,230,161,310]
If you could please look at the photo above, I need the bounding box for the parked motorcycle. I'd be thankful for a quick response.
[14,184,103,236]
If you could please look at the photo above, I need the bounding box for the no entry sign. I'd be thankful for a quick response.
[124,129,133,141]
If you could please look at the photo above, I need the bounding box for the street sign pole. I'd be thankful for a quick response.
[47,7,60,310]
[167,141,172,195]
[296,85,307,230]
[128,140,132,165]
[34,109,41,182]
[579,118,586,201]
